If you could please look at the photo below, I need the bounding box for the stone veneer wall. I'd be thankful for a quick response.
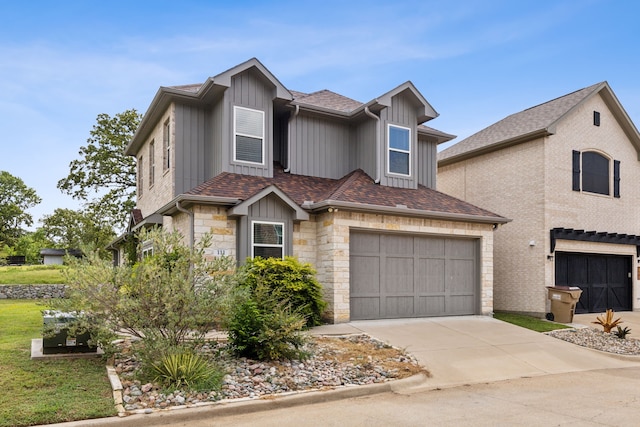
[0,284,66,299]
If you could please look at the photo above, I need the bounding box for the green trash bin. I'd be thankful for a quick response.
[546,286,582,323]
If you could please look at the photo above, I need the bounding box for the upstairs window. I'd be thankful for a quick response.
[572,150,620,197]
[137,155,144,196]
[149,140,155,187]
[252,221,284,259]
[234,106,264,164]
[388,125,411,176]
[163,120,171,171]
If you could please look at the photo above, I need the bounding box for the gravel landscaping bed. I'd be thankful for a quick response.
[114,334,424,413]
[545,327,640,355]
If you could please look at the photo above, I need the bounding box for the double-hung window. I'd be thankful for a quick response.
[234,106,264,164]
[388,125,411,176]
[252,221,284,259]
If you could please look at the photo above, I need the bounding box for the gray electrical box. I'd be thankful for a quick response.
[42,311,96,354]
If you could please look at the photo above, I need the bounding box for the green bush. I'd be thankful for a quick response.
[242,257,326,327]
[149,349,223,391]
[227,287,309,361]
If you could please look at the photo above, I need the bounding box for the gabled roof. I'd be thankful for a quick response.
[438,82,640,165]
[158,165,508,224]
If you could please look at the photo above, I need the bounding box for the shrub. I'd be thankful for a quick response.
[149,349,223,391]
[227,286,309,361]
[241,257,326,327]
[592,309,623,333]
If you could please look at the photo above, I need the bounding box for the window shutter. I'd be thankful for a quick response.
[572,150,580,191]
[614,160,620,198]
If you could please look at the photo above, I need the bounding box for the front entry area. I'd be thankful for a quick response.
[349,231,479,320]
[555,252,632,313]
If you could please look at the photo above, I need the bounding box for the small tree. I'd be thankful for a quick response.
[50,228,238,356]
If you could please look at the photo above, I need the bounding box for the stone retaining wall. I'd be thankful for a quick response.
[0,284,66,299]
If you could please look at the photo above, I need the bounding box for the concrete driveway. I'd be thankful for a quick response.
[312,315,639,389]
[572,310,640,333]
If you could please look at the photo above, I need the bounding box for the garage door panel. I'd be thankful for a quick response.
[418,296,445,316]
[415,236,445,258]
[384,297,414,317]
[350,297,379,320]
[350,255,380,296]
[447,239,476,259]
[449,295,476,314]
[350,231,479,320]
[384,234,414,255]
[351,233,380,253]
[448,259,476,293]
[418,259,445,293]
[386,257,414,293]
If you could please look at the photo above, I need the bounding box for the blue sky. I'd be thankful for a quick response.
[2,0,639,227]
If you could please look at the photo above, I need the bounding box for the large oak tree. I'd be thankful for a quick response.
[57,109,141,231]
[0,171,41,246]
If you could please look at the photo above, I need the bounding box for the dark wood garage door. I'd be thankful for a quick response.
[555,252,632,313]
[349,231,479,320]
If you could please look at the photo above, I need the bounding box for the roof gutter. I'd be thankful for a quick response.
[364,106,381,183]
[284,105,299,173]
[438,129,552,167]
[308,200,511,225]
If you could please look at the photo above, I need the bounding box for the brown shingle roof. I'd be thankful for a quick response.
[186,166,504,221]
[292,89,363,113]
[438,82,604,163]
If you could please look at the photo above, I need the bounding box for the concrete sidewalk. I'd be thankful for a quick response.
[313,315,639,390]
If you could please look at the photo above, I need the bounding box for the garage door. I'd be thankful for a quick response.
[349,231,479,320]
[555,252,632,313]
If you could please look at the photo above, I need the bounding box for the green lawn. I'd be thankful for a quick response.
[0,265,66,284]
[494,312,572,333]
[0,300,116,427]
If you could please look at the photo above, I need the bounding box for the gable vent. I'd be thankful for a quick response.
[594,111,600,126]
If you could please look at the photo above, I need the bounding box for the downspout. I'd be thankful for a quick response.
[284,104,299,173]
[175,201,194,249]
[364,106,381,183]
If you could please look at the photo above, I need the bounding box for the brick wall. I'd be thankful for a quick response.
[438,92,640,315]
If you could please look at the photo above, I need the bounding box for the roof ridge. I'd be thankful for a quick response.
[521,82,604,113]
[324,169,370,200]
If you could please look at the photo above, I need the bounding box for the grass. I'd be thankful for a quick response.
[494,312,572,333]
[0,265,66,284]
[0,300,116,427]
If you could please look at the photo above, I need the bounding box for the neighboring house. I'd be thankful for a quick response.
[438,82,640,317]
[40,249,83,265]
[115,58,508,323]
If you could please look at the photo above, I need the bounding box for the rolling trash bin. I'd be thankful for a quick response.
[545,286,582,323]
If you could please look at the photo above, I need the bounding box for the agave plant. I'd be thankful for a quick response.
[614,326,632,339]
[592,309,623,333]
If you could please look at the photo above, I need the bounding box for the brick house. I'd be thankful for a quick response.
[438,82,640,317]
[117,58,507,323]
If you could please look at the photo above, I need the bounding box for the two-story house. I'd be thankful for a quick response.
[438,82,640,317]
[119,58,508,323]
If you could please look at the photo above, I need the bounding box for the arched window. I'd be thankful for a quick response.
[572,150,620,197]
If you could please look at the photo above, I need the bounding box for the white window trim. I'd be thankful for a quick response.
[387,124,411,177]
[233,106,265,165]
[149,140,155,188]
[163,119,171,172]
[251,220,284,259]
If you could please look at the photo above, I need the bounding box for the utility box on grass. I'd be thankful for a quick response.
[42,311,96,354]
[546,286,582,323]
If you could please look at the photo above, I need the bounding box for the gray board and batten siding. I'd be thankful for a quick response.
[349,231,480,320]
